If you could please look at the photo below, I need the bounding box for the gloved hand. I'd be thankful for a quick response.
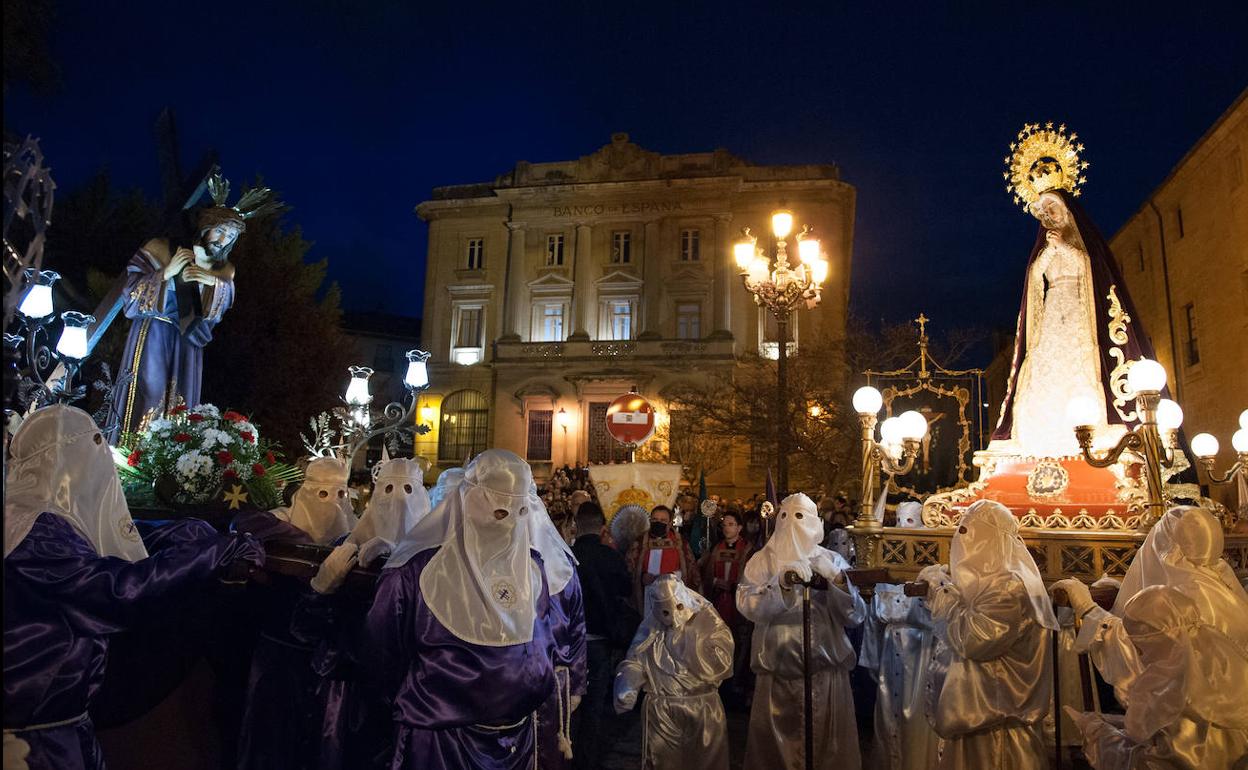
[916,564,952,591]
[1051,578,1096,617]
[358,536,394,567]
[311,542,359,594]
[4,733,31,770]
[615,690,637,714]
[780,560,812,588]
[218,533,266,581]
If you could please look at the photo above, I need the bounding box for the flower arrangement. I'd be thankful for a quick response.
[116,403,301,508]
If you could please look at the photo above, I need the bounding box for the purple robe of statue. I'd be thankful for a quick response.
[992,189,1161,442]
[2,514,260,770]
[109,243,235,440]
[364,547,558,770]
[535,557,588,770]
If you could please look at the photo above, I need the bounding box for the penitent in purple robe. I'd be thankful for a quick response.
[364,547,558,770]
[3,514,259,770]
[108,244,235,440]
[535,558,588,770]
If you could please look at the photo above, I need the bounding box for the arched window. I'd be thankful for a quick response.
[437,389,489,462]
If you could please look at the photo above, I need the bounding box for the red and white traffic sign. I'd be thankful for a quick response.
[606,392,657,446]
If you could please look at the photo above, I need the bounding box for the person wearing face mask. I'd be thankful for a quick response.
[320,449,560,769]
[3,405,265,770]
[916,499,1057,770]
[233,456,358,770]
[736,492,866,770]
[627,505,701,610]
[614,575,733,770]
[1060,585,1248,770]
[699,510,753,705]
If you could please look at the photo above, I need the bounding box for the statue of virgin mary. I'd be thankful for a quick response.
[989,124,1160,458]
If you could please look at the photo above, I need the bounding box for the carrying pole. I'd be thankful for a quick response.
[803,582,814,770]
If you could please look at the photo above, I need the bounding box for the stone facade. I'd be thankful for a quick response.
[413,134,855,495]
[1108,90,1248,508]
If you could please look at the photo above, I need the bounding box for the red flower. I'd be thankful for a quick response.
[265,451,277,465]
[240,431,255,443]
[223,468,238,479]
[222,410,246,423]
[217,450,234,465]
[173,433,191,443]
[127,449,142,467]
[187,413,205,423]
[170,405,187,414]
[252,463,266,477]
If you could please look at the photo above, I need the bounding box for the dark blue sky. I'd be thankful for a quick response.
[6,1,1247,343]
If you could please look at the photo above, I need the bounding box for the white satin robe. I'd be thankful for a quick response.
[926,577,1051,770]
[614,606,733,770]
[859,584,939,770]
[737,574,866,770]
[1073,608,1248,770]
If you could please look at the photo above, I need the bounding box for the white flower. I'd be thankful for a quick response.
[228,461,254,481]
[148,418,174,434]
[200,428,232,449]
[175,451,213,482]
[191,403,220,418]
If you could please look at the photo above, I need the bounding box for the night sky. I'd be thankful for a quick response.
[6,2,1247,356]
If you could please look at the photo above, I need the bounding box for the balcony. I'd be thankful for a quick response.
[493,337,735,364]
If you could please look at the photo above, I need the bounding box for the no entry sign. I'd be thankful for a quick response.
[606,392,657,446]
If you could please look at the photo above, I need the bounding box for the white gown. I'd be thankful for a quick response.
[858,584,939,770]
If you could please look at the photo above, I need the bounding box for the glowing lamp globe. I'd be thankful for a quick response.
[1233,429,1248,454]
[18,269,60,320]
[771,210,794,239]
[898,410,928,440]
[1065,396,1099,428]
[404,349,430,389]
[1156,399,1184,431]
[879,416,905,446]
[811,258,829,285]
[345,366,374,407]
[1127,359,1167,395]
[1190,433,1219,459]
[1240,409,1248,431]
[734,239,756,271]
[852,386,883,415]
[747,257,770,284]
[797,236,820,265]
[55,311,93,360]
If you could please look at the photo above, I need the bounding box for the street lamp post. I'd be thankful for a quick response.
[1067,358,1180,530]
[735,210,829,496]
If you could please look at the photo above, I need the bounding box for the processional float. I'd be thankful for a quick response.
[849,123,1247,582]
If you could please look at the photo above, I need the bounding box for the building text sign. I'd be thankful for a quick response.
[552,201,684,218]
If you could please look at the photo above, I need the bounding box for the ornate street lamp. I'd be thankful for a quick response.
[734,210,830,495]
[1067,358,1179,530]
[1190,409,1248,495]
[850,385,928,533]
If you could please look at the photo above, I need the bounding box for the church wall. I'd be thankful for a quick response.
[1110,90,1248,510]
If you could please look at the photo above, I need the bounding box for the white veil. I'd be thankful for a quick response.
[950,500,1058,631]
[275,457,356,544]
[5,404,148,561]
[348,458,430,546]
[743,492,847,585]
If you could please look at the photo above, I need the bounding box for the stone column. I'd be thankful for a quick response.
[502,223,526,341]
[570,223,592,340]
[712,213,734,339]
[638,219,662,339]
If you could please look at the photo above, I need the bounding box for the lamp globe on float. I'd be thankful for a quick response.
[879,416,905,446]
[1233,429,1248,454]
[898,410,928,441]
[1066,396,1100,428]
[55,311,93,361]
[1240,409,1248,431]
[18,269,59,321]
[1190,433,1219,459]
[852,386,883,416]
[404,349,430,389]
[1126,358,1167,395]
[771,210,794,239]
[1156,399,1184,432]
[345,366,374,407]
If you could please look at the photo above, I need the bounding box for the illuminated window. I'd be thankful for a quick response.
[526,410,553,462]
[676,303,701,340]
[451,305,484,365]
[680,229,700,261]
[546,234,565,266]
[611,231,631,264]
[438,389,489,462]
[466,238,484,270]
[534,302,565,342]
[606,300,633,340]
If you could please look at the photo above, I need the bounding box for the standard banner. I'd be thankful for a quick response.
[588,462,682,521]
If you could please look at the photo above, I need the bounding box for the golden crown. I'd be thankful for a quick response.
[1003,122,1089,209]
